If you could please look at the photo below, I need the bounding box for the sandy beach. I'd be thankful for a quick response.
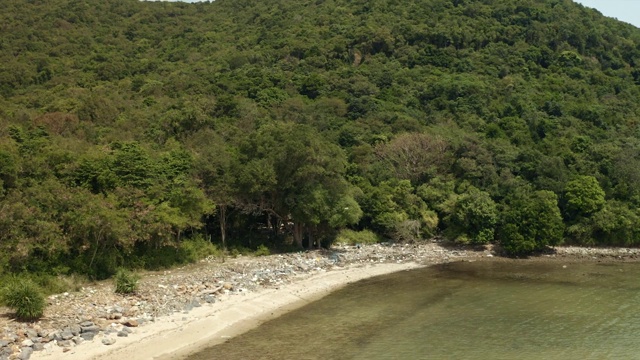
[31,262,424,360]
[8,242,639,360]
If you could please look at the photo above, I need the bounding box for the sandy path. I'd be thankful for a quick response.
[32,262,424,360]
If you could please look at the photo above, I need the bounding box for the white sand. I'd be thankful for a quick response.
[32,262,423,360]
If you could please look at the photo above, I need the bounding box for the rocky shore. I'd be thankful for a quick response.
[1,242,639,360]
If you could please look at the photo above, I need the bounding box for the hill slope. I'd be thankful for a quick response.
[2,0,640,276]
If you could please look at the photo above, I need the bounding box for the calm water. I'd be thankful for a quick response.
[188,260,640,360]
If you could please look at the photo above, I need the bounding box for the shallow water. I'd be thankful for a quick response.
[188,260,640,360]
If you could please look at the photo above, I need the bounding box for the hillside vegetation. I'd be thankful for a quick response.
[2,0,640,277]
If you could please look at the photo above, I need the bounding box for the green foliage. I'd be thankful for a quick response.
[446,188,498,245]
[336,229,383,245]
[1,277,46,321]
[498,189,564,256]
[0,0,639,275]
[564,176,606,219]
[114,268,139,295]
[254,244,271,257]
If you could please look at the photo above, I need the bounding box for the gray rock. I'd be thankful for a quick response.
[69,325,82,336]
[79,332,96,341]
[32,343,45,352]
[101,337,116,346]
[60,329,74,341]
[72,337,83,345]
[79,321,95,327]
[24,329,38,339]
[0,340,9,347]
[81,325,101,333]
[121,327,133,334]
[203,295,216,303]
[116,331,128,337]
[21,339,34,347]
[18,347,33,360]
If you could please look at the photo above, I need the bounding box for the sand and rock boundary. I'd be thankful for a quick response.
[1,242,638,360]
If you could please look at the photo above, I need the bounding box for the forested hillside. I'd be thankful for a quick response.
[2,0,640,277]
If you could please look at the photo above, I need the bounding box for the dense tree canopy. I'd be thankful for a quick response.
[2,0,640,276]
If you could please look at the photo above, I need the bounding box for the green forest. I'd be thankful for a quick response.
[2,0,640,278]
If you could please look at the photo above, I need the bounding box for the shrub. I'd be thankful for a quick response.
[393,220,422,243]
[254,244,271,256]
[1,278,46,321]
[178,236,221,263]
[114,269,139,294]
[30,273,87,295]
[336,229,383,245]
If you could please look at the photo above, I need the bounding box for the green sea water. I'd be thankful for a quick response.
[188,260,640,360]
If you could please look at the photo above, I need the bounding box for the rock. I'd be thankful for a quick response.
[18,347,33,360]
[81,325,101,333]
[101,337,116,346]
[32,343,45,352]
[57,340,72,348]
[24,330,38,339]
[122,319,138,327]
[0,340,9,347]
[120,327,133,334]
[72,337,84,345]
[60,329,74,341]
[203,295,216,304]
[79,321,95,327]
[113,306,124,314]
[79,333,96,341]
[69,325,82,336]
[117,331,128,337]
[127,306,139,315]
[21,340,33,347]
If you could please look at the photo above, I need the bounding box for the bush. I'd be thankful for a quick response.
[114,269,139,294]
[1,278,46,321]
[336,229,383,245]
[178,236,222,263]
[30,273,87,295]
[254,244,271,256]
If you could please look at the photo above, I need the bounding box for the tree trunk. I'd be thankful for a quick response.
[219,205,227,250]
[293,222,304,248]
[307,227,314,249]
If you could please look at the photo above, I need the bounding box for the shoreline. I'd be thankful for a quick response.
[3,242,640,360]
[32,262,425,360]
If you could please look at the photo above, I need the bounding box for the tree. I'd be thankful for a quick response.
[374,132,452,184]
[563,175,606,220]
[445,187,497,245]
[238,122,360,248]
[498,188,564,256]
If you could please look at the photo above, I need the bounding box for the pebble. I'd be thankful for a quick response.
[101,337,116,346]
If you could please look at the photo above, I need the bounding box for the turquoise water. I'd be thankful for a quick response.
[188,260,640,359]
